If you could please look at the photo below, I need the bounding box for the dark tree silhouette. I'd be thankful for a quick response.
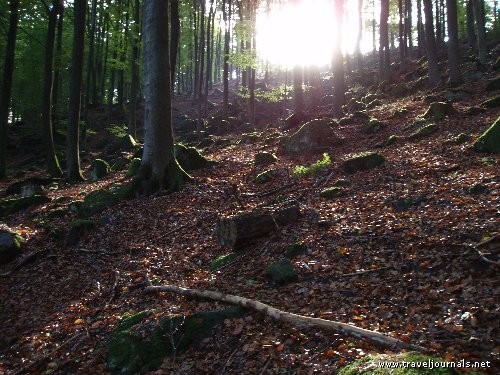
[446,0,462,86]
[423,0,441,86]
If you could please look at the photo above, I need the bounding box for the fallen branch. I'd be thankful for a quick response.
[145,284,425,352]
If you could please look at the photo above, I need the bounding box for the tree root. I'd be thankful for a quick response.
[144,283,426,352]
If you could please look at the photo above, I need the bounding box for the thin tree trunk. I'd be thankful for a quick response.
[406,0,413,53]
[67,0,86,182]
[446,0,462,86]
[52,5,64,117]
[222,0,232,118]
[41,1,63,177]
[85,0,98,108]
[379,0,390,81]
[423,0,441,86]
[293,65,304,115]
[128,0,140,138]
[472,0,487,63]
[117,3,130,108]
[0,0,20,179]
[170,0,180,91]
[197,0,206,127]
[417,0,424,56]
[332,0,345,112]
[466,0,476,49]
[355,0,363,71]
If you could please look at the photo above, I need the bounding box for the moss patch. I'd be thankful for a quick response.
[454,133,471,144]
[0,195,51,218]
[78,189,120,218]
[409,123,439,140]
[66,220,98,246]
[342,152,385,173]
[210,252,236,271]
[265,259,298,284]
[338,352,460,375]
[107,308,244,374]
[286,242,308,258]
[320,187,346,199]
[254,151,278,166]
[255,169,276,184]
[473,117,500,153]
[363,118,383,134]
[91,159,110,181]
[174,143,210,170]
[126,158,141,178]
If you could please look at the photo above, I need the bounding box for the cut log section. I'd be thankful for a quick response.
[216,203,300,249]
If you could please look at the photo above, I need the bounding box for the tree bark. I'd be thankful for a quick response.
[222,0,232,118]
[293,65,304,115]
[140,0,191,194]
[466,0,476,50]
[170,0,180,90]
[472,0,487,63]
[379,0,390,81]
[41,1,63,177]
[0,0,20,179]
[423,0,441,87]
[355,0,363,71]
[128,0,141,138]
[446,0,462,86]
[417,0,425,56]
[52,5,64,117]
[332,0,345,112]
[67,0,86,182]
[145,284,425,351]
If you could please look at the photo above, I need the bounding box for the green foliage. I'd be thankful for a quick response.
[237,85,293,103]
[266,259,298,284]
[286,242,308,258]
[473,117,500,153]
[292,153,331,178]
[126,158,141,178]
[210,253,236,271]
[320,187,346,199]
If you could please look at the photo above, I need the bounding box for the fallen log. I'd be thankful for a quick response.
[216,203,300,249]
[145,283,425,352]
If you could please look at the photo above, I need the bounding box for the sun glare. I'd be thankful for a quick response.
[256,0,372,68]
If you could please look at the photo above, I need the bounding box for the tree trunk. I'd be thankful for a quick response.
[67,0,86,182]
[41,1,63,177]
[446,0,462,86]
[472,0,487,63]
[52,5,64,117]
[117,4,130,109]
[293,65,304,115]
[170,0,180,90]
[128,0,140,138]
[0,0,20,179]
[417,0,424,56]
[379,0,390,81]
[406,0,413,53]
[217,204,300,249]
[466,0,476,49]
[85,0,98,108]
[423,0,441,87]
[355,0,363,71]
[222,0,232,118]
[398,0,405,69]
[140,0,191,194]
[332,0,345,112]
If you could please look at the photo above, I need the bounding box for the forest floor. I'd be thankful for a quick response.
[0,66,499,374]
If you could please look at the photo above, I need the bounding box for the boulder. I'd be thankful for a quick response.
[91,159,111,181]
[423,102,456,120]
[5,177,55,197]
[255,169,276,183]
[376,134,397,148]
[79,189,120,217]
[362,118,383,134]
[254,152,277,166]
[126,158,141,177]
[279,118,342,154]
[0,225,23,264]
[240,132,261,144]
[66,220,98,246]
[174,143,211,170]
[265,259,298,284]
[0,195,51,217]
[473,117,500,153]
[480,95,500,108]
[409,123,439,140]
[107,134,138,153]
[454,133,471,144]
[283,112,306,130]
[320,187,346,199]
[342,152,385,173]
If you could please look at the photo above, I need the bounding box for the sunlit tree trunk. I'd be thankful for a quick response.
[355,0,363,70]
[41,0,63,177]
[140,0,191,194]
[423,0,441,86]
[446,0,462,86]
[0,0,20,179]
[67,0,86,182]
[332,0,345,112]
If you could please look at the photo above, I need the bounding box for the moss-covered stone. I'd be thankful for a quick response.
[342,152,385,173]
[377,134,398,148]
[486,76,500,91]
[466,106,485,115]
[255,169,276,183]
[423,101,456,120]
[110,157,128,171]
[338,352,460,375]
[107,308,244,374]
[254,152,277,166]
[210,252,236,271]
[468,183,488,195]
[91,159,110,181]
[362,118,383,134]
[409,124,439,140]
[480,95,500,108]
[279,118,342,154]
[107,134,138,153]
[320,187,346,199]
[473,117,500,153]
[46,208,68,219]
[78,189,120,217]
[240,132,261,144]
[286,242,308,258]
[333,178,350,187]
[366,99,382,109]
[0,195,51,218]
[126,158,141,178]
[66,220,98,246]
[265,259,298,284]
[174,143,210,170]
[0,225,23,265]
[389,83,409,96]
[454,133,471,144]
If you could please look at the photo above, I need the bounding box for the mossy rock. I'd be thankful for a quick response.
[366,99,382,109]
[409,124,439,140]
[110,157,128,171]
[468,183,488,195]
[213,138,232,148]
[66,220,98,246]
[255,169,276,184]
[486,76,500,91]
[240,132,261,144]
[392,106,409,117]
[284,112,306,130]
[254,151,277,166]
[0,195,51,218]
[362,118,383,134]
[389,83,409,97]
[279,118,342,154]
[338,352,460,375]
[210,252,236,271]
[454,133,471,144]
[78,189,120,218]
[174,143,210,170]
[342,152,385,173]
[108,134,138,153]
[46,208,68,219]
[91,159,110,181]
[347,100,366,111]
[107,308,244,374]
[333,178,350,187]
[0,225,23,265]
[473,117,500,153]
[320,187,346,199]
[377,134,398,148]
[423,102,456,121]
[286,242,308,258]
[480,95,500,108]
[126,158,141,178]
[265,259,298,284]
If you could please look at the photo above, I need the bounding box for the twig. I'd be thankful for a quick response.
[75,248,121,255]
[221,343,241,375]
[258,357,272,375]
[106,270,120,306]
[474,248,500,267]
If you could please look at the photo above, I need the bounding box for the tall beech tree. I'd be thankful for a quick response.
[447,0,462,86]
[0,0,20,179]
[472,0,487,63]
[66,0,86,182]
[379,0,390,81]
[423,0,441,86]
[139,0,190,194]
[41,0,64,177]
